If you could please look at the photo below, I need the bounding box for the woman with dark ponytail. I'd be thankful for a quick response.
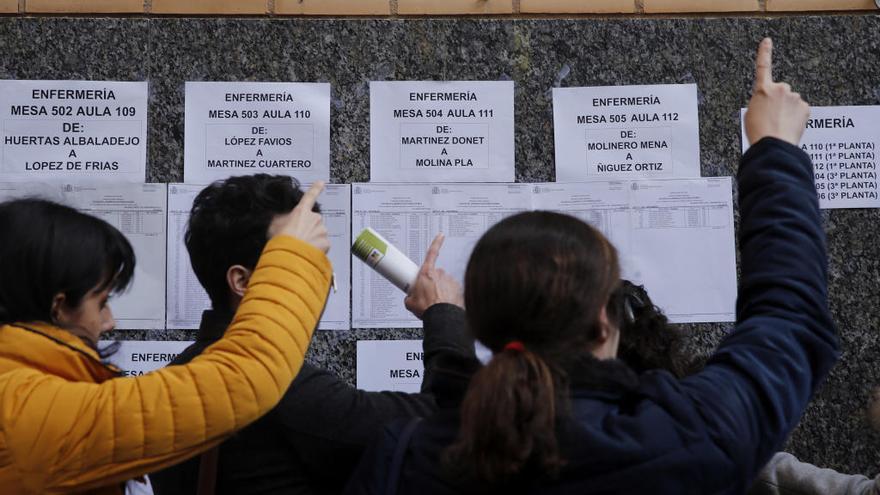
[445,211,620,485]
[345,39,839,495]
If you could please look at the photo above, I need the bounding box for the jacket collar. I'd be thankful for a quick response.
[431,350,642,409]
[0,321,121,382]
[196,309,234,343]
[565,354,641,397]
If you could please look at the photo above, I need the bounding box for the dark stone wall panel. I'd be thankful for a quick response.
[2,14,879,475]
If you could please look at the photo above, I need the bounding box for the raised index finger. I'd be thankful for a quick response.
[755,37,773,87]
[421,233,445,271]
[298,181,325,211]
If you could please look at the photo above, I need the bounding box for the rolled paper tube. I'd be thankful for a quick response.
[352,227,420,293]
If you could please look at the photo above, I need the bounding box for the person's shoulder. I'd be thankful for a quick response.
[567,371,706,442]
[288,362,335,388]
[0,366,62,391]
[638,368,684,392]
[275,362,345,412]
[169,341,211,366]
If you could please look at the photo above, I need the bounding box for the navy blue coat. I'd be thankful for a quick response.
[345,137,840,495]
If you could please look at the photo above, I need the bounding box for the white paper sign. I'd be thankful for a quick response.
[165,184,211,329]
[184,82,330,184]
[370,81,514,182]
[99,340,193,377]
[431,183,532,283]
[535,179,736,324]
[0,181,166,329]
[166,182,351,330]
[352,184,433,328]
[356,340,424,393]
[319,184,353,330]
[352,180,736,328]
[0,80,148,181]
[553,84,701,181]
[741,106,880,209]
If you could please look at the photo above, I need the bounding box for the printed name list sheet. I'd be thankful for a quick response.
[0,181,166,329]
[533,179,735,323]
[352,179,735,328]
[352,183,433,328]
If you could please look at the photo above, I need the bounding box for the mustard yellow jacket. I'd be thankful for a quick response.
[0,235,331,494]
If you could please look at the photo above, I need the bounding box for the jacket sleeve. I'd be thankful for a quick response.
[274,364,435,491]
[0,235,331,493]
[679,138,840,488]
[276,305,470,490]
[748,452,879,495]
[420,303,475,395]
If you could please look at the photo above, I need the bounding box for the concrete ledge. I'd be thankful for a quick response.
[275,0,391,15]
[766,0,876,10]
[520,0,636,13]
[398,0,514,15]
[151,0,268,15]
[0,0,17,13]
[644,0,759,13]
[26,0,144,13]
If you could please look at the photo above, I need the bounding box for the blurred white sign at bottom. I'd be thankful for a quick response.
[107,340,195,495]
[356,339,493,393]
[99,340,194,377]
[356,340,424,393]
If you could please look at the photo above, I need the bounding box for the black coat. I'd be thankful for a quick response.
[151,304,471,495]
[344,137,841,495]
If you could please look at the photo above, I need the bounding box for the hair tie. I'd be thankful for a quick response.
[504,341,526,352]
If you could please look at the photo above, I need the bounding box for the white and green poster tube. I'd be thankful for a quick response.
[352,227,420,293]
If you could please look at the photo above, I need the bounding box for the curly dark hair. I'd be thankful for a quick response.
[185,174,317,312]
[610,280,703,379]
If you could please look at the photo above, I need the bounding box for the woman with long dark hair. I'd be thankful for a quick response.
[346,39,839,494]
[0,183,331,494]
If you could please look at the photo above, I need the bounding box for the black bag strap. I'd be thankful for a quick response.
[197,447,219,495]
[386,418,423,495]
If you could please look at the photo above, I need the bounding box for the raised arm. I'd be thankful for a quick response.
[679,38,839,488]
[1,183,333,493]
[267,234,473,491]
[402,233,475,396]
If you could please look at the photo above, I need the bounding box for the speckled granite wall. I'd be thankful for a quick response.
[1,14,879,475]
